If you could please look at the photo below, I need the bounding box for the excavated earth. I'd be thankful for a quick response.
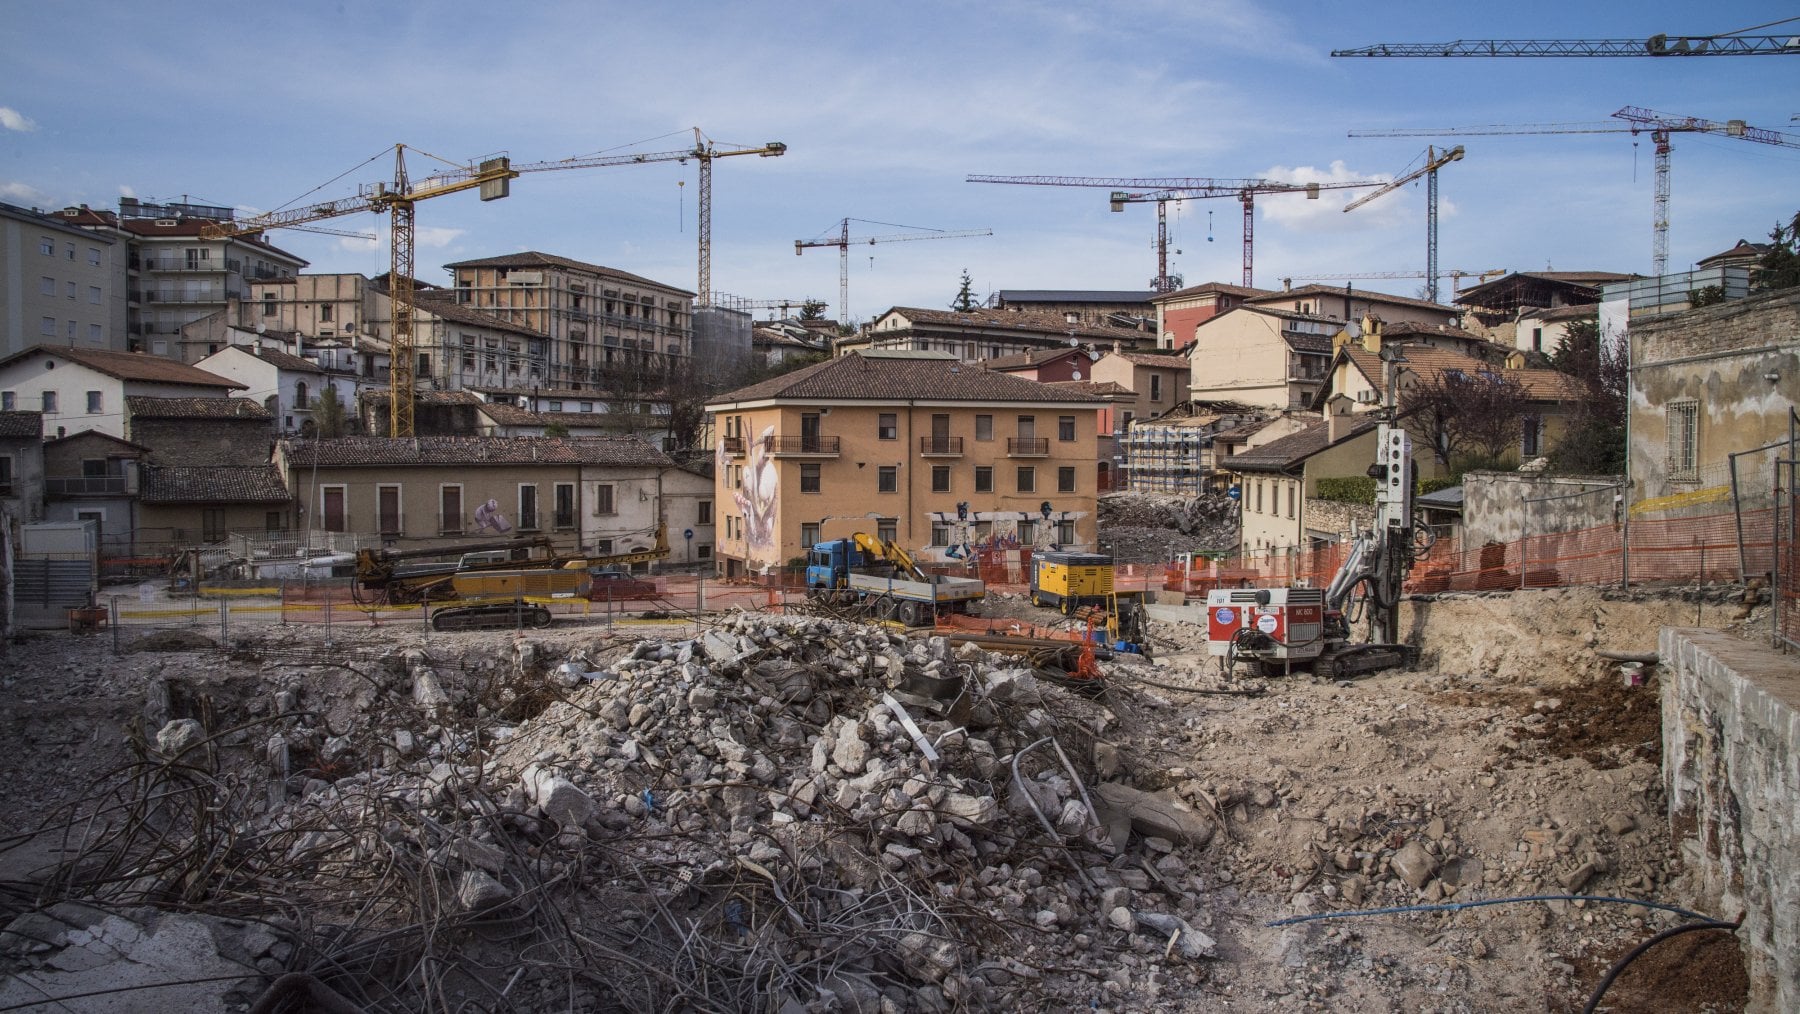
[0,585,1768,1013]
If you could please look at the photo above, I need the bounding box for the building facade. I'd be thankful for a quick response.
[0,345,244,440]
[706,351,1103,576]
[1151,281,1271,352]
[1,202,129,359]
[443,252,694,391]
[851,307,1155,364]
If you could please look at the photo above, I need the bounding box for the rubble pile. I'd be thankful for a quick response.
[1098,491,1238,563]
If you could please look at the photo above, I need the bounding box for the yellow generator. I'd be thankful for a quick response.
[1030,552,1114,614]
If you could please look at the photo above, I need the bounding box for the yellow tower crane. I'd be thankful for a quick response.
[206,131,786,436]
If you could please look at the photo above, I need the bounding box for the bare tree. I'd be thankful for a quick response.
[1401,366,1529,469]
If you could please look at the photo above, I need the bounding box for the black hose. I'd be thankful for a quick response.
[1581,917,1742,1014]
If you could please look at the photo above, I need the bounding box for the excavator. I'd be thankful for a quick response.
[353,524,670,630]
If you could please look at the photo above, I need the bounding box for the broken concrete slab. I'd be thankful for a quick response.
[1092,782,1215,847]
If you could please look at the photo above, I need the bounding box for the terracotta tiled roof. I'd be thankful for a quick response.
[441,252,692,296]
[1338,343,1583,403]
[1246,284,1457,314]
[0,346,245,389]
[0,410,44,439]
[1047,380,1134,396]
[476,401,541,426]
[997,290,1157,304]
[709,352,1106,406]
[1151,281,1274,303]
[1222,417,1380,473]
[879,306,1151,342]
[981,347,1091,371]
[142,465,290,503]
[53,207,304,262]
[414,290,554,338]
[1111,351,1190,369]
[1378,321,1488,342]
[126,396,272,420]
[279,435,672,468]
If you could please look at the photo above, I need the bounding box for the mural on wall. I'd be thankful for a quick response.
[473,498,512,534]
[719,426,779,562]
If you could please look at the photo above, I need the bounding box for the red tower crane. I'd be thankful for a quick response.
[967,174,1386,288]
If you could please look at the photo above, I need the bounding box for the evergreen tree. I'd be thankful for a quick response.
[1752,210,1800,291]
[315,385,347,438]
[950,270,978,312]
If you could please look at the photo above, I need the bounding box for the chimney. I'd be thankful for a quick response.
[1283,278,1293,293]
[1360,314,1384,355]
[1325,394,1354,442]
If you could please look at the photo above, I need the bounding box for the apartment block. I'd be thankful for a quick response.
[1,201,129,359]
[706,351,1103,577]
[444,252,694,391]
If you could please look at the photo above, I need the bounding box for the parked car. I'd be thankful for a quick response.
[586,567,658,602]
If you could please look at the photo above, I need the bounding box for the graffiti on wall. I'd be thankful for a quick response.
[473,498,512,534]
[917,501,1090,564]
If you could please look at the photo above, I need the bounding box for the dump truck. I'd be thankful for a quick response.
[804,533,984,626]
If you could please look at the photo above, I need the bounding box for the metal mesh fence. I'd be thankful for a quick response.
[1779,459,1798,653]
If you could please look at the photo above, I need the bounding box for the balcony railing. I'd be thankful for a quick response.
[1007,437,1049,457]
[722,436,746,457]
[766,435,840,456]
[378,514,403,535]
[516,510,540,532]
[46,475,134,496]
[919,436,964,456]
[138,258,225,272]
[438,514,465,535]
[553,510,576,530]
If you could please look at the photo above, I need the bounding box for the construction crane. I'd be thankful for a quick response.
[205,144,519,438]
[1342,146,1465,303]
[1101,192,1184,293]
[1280,268,1507,296]
[204,131,785,436]
[1350,107,1800,274]
[795,219,992,326]
[511,129,787,307]
[709,294,826,316]
[969,174,1386,288]
[1333,33,1800,57]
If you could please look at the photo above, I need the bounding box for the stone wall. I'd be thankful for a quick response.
[1303,498,1374,541]
[1659,628,1800,1014]
[1461,470,1623,547]
[130,417,273,466]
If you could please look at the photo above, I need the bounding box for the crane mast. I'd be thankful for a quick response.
[1350,107,1799,275]
[794,219,992,326]
[972,174,1384,288]
[1342,146,1465,303]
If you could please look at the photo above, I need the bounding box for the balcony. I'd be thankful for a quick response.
[766,435,840,457]
[47,475,135,496]
[722,436,746,457]
[553,510,577,531]
[438,514,465,535]
[919,436,964,457]
[378,514,403,536]
[138,258,225,273]
[1006,437,1049,457]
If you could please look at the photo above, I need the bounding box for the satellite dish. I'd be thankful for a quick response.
[1071,369,1082,380]
[1345,319,1363,339]
[255,322,265,335]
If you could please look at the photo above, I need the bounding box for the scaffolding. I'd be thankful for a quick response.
[1122,409,1263,493]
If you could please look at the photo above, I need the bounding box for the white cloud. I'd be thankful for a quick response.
[1255,160,1409,232]
[0,106,35,132]
[415,225,464,249]
[0,180,52,205]
[118,184,138,199]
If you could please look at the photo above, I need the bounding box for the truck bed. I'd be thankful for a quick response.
[844,571,985,603]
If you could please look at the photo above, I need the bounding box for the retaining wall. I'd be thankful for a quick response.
[1659,628,1800,1013]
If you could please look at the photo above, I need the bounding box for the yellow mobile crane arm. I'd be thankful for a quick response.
[852,532,927,581]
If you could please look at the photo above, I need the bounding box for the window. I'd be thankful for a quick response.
[974,466,993,493]
[975,414,993,442]
[697,544,712,560]
[518,485,539,530]
[1058,416,1075,441]
[82,458,108,478]
[439,485,464,533]
[878,412,897,440]
[931,466,951,492]
[202,508,227,543]
[86,391,102,413]
[554,483,576,529]
[40,276,54,296]
[294,381,308,408]
[1287,483,1296,519]
[1057,520,1076,544]
[1017,466,1036,493]
[878,466,898,493]
[697,499,713,524]
[1150,374,1163,402]
[41,391,57,413]
[0,392,12,410]
[39,237,54,256]
[0,456,11,494]
[88,324,102,341]
[1531,327,1543,353]
[377,485,402,534]
[800,463,821,493]
[1058,466,1076,493]
[931,523,951,546]
[1667,400,1699,481]
[321,485,347,533]
[40,316,55,336]
[593,483,616,516]
[878,519,897,544]
[88,247,101,266]
[262,294,277,317]
[1017,415,1036,439]
[1522,416,1542,457]
[66,281,76,299]
[319,303,333,322]
[800,523,820,548]
[266,511,283,532]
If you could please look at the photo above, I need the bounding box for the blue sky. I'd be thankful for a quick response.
[4,1,1797,321]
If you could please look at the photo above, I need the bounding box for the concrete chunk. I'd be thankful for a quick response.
[1092,782,1215,847]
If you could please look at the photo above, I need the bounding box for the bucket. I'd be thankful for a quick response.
[1620,661,1646,687]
